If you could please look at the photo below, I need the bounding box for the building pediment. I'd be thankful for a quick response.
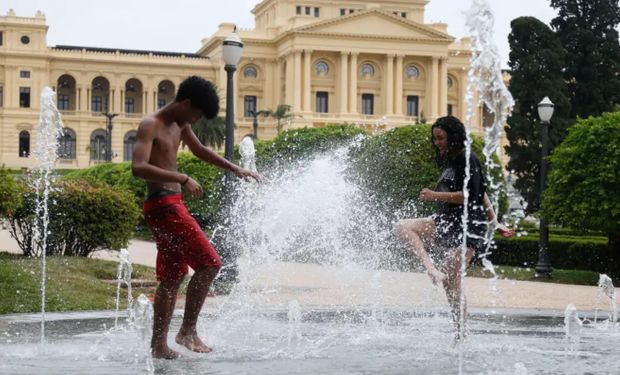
[292,10,454,42]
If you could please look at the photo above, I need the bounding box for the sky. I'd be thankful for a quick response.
[1,0,558,67]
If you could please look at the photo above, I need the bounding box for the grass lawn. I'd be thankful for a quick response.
[466,265,616,286]
[0,252,157,314]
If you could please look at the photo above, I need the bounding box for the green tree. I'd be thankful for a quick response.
[551,0,620,118]
[543,112,620,261]
[505,16,572,212]
[263,104,294,134]
[191,115,226,148]
[0,167,23,218]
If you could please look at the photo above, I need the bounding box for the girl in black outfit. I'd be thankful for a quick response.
[396,116,513,337]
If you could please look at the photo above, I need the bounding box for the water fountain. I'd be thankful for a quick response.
[2,2,620,374]
[114,249,133,329]
[32,87,65,342]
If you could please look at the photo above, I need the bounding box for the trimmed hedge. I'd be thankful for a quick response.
[491,235,617,277]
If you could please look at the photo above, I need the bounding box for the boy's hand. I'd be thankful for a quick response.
[182,177,204,198]
[233,166,263,183]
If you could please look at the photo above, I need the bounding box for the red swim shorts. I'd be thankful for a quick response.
[143,193,221,281]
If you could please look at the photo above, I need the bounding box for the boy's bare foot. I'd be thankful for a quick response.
[151,345,180,360]
[427,268,447,285]
[175,332,213,354]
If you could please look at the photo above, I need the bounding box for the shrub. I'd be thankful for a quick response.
[64,162,146,206]
[6,180,140,257]
[256,124,365,167]
[491,235,617,277]
[347,124,508,221]
[0,166,23,218]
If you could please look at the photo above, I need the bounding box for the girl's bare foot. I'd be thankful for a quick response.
[427,268,447,285]
[175,332,213,354]
[151,345,180,360]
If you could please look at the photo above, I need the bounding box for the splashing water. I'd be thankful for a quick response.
[239,136,257,173]
[595,274,617,324]
[130,294,154,374]
[32,87,64,343]
[114,249,134,329]
[564,304,582,345]
[461,0,515,345]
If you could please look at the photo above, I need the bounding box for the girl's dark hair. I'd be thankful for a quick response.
[175,76,219,119]
[431,115,466,166]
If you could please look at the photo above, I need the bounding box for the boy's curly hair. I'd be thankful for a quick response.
[175,76,219,119]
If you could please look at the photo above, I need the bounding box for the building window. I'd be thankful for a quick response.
[19,131,30,157]
[361,63,375,78]
[448,77,454,89]
[407,96,419,117]
[401,12,407,18]
[20,71,30,79]
[0,86,3,108]
[316,92,328,113]
[244,95,257,117]
[305,6,310,15]
[362,94,374,115]
[157,99,166,109]
[21,35,30,45]
[92,96,102,112]
[340,8,346,16]
[406,65,420,79]
[244,66,258,78]
[125,97,135,113]
[124,131,137,161]
[315,61,329,75]
[0,31,3,46]
[19,87,31,108]
[90,130,107,161]
[58,128,76,160]
[349,9,355,14]
[314,7,320,17]
[447,104,454,116]
[296,6,301,15]
[58,94,70,111]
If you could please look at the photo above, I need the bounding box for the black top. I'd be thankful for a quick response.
[435,150,487,238]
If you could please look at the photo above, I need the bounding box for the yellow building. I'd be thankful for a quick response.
[0,0,487,170]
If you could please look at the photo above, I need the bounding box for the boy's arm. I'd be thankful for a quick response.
[181,124,262,181]
[131,119,187,184]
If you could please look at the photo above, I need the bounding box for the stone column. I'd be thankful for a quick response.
[79,85,88,112]
[292,50,303,113]
[385,54,395,115]
[349,52,358,114]
[430,56,439,120]
[339,51,349,114]
[285,53,295,107]
[395,54,404,116]
[460,69,469,121]
[303,50,312,113]
[86,88,91,112]
[142,90,148,114]
[274,58,282,108]
[439,57,448,117]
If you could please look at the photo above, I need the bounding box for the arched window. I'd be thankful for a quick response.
[124,131,137,161]
[58,128,76,160]
[406,65,420,79]
[19,130,30,157]
[447,76,454,89]
[315,61,330,75]
[90,129,107,161]
[360,63,375,77]
[243,66,258,78]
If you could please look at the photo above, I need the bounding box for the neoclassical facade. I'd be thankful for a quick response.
[0,0,490,169]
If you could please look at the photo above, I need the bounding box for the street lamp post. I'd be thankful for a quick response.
[535,96,554,278]
[222,27,244,172]
[103,112,118,162]
[250,110,259,139]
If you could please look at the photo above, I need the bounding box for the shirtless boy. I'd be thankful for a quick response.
[132,76,260,359]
